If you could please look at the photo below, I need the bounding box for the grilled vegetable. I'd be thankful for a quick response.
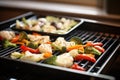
[19,31,28,41]
[20,45,39,53]
[93,42,103,46]
[0,30,15,40]
[15,16,78,34]
[11,35,19,43]
[55,53,73,67]
[52,37,75,52]
[27,42,38,49]
[43,52,52,58]
[67,45,84,53]
[3,39,17,48]
[71,63,85,71]
[22,17,29,26]
[70,36,83,45]
[45,53,73,67]
[38,44,52,53]
[69,49,79,57]
[20,51,44,62]
[85,41,103,47]
[74,54,96,63]
[10,52,23,59]
[44,55,57,65]
[85,46,101,55]
[94,46,105,53]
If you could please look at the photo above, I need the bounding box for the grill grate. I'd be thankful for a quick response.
[65,28,120,73]
[0,28,119,74]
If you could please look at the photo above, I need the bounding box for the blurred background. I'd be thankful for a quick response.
[0,0,120,26]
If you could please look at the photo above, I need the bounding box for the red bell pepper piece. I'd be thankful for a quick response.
[85,41,103,47]
[20,45,39,53]
[74,54,96,63]
[71,63,85,71]
[94,46,105,53]
[11,35,19,43]
[93,42,103,46]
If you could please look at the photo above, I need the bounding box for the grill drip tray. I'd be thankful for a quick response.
[0,12,120,80]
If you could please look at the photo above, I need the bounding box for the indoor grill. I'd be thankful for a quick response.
[0,12,119,80]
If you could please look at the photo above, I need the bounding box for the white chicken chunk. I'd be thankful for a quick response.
[0,30,15,40]
[38,44,52,53]
[27,34,50,44]
[20,51,44,62]
[55,53,73,67]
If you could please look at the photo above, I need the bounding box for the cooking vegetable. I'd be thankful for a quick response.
[55,53,73,67]
[15,16,78,34]
[43,52,52,58]
[52,37,75,51]
[44,55,57,65]
[0,30,15,40]
[20,51,44,62]
[74,54,96,63]
[3,39,17,48]
[70,36,83,45]
[20,45,39,53]
[11,52,23,59]
[27,42,38,49]
[71,63,85,71]
[45,53,73,67]
[38,44,52,53]
[85,41,103,47]
[93,42,103,46]
[94,46,105,53]
[22,17,29,26]
[67,45,84,53]
[19,31,28,41]
[11,35,19,43]
[85,46,102,55]
[69,49,79,57]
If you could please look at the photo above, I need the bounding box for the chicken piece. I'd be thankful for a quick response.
[20,51,44,62]
[28,34,50,44]
[55,53,73,67]
[38,44,52,53]
[0,30,15,40]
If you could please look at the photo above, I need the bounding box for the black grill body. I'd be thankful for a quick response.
[0,12,119,80]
